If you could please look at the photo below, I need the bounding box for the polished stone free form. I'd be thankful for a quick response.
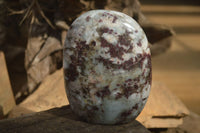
[63,10,151,124]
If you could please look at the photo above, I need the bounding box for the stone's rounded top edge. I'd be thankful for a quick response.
[80,9,132,18]
[69,9,148,46]
[81,9,127,16]
[75,9,139,25]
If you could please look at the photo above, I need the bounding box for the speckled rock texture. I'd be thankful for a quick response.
[63,10,151,124]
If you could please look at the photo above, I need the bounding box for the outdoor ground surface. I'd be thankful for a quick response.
[141,1,200,114]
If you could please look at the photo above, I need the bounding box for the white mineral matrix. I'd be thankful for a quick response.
[63,10,151,124]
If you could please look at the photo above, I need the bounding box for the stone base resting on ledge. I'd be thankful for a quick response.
[0,105,150,133]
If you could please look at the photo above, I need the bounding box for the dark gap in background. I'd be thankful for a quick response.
[140,0,200,5]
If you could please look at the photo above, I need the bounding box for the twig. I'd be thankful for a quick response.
[19,0,36,25]
[9,0,55,29]
[35,0,56,29]
[7,7,26,15]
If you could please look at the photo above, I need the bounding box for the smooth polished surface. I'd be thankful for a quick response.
[64,10,151,124]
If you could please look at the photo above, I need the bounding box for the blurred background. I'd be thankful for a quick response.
[140,0,200,114]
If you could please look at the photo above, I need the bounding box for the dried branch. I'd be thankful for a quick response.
[8,0,55,29]
[35,0,55,29]
[19,0,36,25]
[7,7,26,15]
